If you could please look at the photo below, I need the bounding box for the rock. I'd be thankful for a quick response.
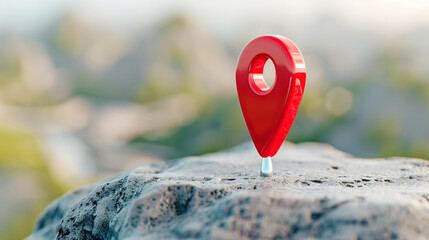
[27,142,429,240]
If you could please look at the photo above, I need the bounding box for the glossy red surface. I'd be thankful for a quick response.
[236,35,306,157]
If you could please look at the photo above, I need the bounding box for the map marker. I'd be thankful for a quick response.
[236,35,306,177]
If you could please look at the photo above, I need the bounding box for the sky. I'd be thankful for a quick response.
[1,0,428,38]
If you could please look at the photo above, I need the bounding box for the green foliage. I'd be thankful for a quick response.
[130,97,248,158]
[0,122,66,240]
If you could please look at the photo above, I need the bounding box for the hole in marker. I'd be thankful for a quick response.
[249,55,276,94]
[263,58,275,89]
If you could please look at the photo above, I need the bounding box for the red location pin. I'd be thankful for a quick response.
[236,35,306,176]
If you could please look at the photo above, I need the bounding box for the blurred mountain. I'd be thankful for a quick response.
[26,13,246,164]
[40,14,236,102]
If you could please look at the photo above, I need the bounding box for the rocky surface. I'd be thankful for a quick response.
[27,142,429,240]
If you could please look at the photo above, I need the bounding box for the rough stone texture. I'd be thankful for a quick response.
[27,142,429,240]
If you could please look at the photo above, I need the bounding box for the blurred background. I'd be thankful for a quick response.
[0,0,428,239]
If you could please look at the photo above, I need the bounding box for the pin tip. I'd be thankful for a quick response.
[260,157,273,177]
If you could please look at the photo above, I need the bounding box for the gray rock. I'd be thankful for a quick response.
[27,142,429,240]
